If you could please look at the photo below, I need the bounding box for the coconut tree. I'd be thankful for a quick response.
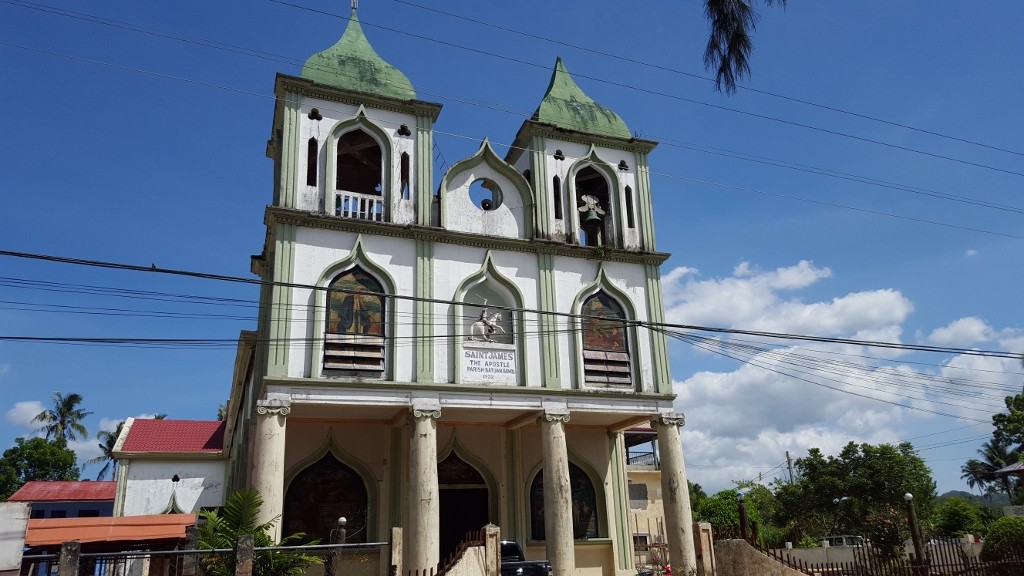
[704,0,787,93]
[85,420,124,481]
[961,438,1021,501]
[32,392,92,442]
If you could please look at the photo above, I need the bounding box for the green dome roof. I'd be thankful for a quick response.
[532,58,630,139]
[301,11,416,101]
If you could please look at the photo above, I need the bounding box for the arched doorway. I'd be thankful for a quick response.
[282,453,368,543]
[438,451,489,561]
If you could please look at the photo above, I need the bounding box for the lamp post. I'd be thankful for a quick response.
[737,492,749,542]
[325,517,347,576]
[904,493,926,575]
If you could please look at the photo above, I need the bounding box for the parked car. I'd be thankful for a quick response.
[500,540,552,576]
[819,535,865,547]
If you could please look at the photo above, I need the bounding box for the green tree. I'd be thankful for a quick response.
[689,481,707,513]
[85,421,124,481]
[703,0,787,93]
[0,437,79,500]
[32,391,92,441]
[931,497,984,539]
[773,442,936,556]
[960,438,1021,503]
[993,392,1024,452]
[979,516,1024,563]
[697,489,761,527]
[197,489,320,576]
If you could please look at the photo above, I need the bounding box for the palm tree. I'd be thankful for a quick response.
[85,420,124,481]
[704,0,787,93]
[961,438,1021,500]
[32,392,92,441]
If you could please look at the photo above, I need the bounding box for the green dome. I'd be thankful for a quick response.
[301,11,416,101]
[532,58,630,139]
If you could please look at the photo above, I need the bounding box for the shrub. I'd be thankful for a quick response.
[980,516,1024,562]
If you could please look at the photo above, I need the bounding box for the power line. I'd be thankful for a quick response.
[390,0,1024,159]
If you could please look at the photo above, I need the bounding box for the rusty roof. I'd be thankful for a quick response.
[25,514,196,546]
[8,481,116,502]
[121,419,225,454]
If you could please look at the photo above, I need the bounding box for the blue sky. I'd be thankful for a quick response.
[1,1,1021,496]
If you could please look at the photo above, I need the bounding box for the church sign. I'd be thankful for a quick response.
[461,345,517,384]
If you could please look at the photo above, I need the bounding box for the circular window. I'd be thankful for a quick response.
[468,178,502,211]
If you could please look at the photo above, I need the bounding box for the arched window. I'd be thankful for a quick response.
[624,185,635,229]
[325,266,386,372]
[580,291,631,386]
[400,152,411,200]
[553,176,563,221]
[282,453,368,544]
[335,129,385,221]
[574,166,611,247]
[306,137,318,186]
[529,462,599,541]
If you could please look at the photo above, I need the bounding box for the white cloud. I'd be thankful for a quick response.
[5,400,44,428]
[0,363,9,377]
[926,317,994,347]
[965,249,978,257]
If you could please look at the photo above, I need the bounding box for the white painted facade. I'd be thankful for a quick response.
[116,460,225,516]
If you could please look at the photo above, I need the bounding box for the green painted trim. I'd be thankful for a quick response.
[505,120,657,166]
[570,267,642,391]
[438,139,535,237]
[505,429,521,539]
[529,135,550,238]
[300,11,416,100]
[437,434,500,522]
[388,425,403,531]
[311,234,398,380]
[280,92,302,208]
[324,106,393,221]
[415,239,434,382]
[415,115,435,226]
[277,74,442,121]
[265,207,671,266]
[536,252,561,388]
[609,432,632,570]
[532,58,630,139]
[645,264,673,395]
[451,250,527,385]
[282,431,380,540]
[268,224,296,377]
[633,151,657,251]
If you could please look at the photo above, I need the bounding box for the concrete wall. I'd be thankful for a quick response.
[119,459,226,515]
[714,539,805,576]
[0,503,29,572]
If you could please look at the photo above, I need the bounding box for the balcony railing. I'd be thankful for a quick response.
[627,450,658,467]
[335,190,385,222]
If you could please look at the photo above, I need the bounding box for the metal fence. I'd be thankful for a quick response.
[22,541,390,576]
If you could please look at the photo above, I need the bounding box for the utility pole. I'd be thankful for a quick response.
[786,451,794,484]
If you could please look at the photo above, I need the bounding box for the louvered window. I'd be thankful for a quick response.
[324,266,385,372]
[581,292,631,386]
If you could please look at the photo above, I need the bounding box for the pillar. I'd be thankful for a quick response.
[540,410,575,576]
[406,406,441,573]
[251,394,290,542]
[655,413,697,574]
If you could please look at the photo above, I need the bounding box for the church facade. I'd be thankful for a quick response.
[223,10,696,576]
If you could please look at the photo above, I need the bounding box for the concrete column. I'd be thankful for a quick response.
[540,411,575,576]
[654,413,697,574]
[406,406,441,573]
[251,394,290,542]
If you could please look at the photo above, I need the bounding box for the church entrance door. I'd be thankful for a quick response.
[437,451,490,562]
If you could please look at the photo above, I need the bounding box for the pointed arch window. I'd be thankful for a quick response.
[553,176,563,220]
[400,152,410,200]
[624,185,635,229]
[575,166,611,247]
[335,129,385,221]
[325,266,386,372]
[580,291,631,386]
[529,463,599,541]
[306,137,318,186]
[282,454,368,544]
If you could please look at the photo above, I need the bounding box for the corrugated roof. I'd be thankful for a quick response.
[25,514,196,546]
[121,419,225,454]
[8,481,116,502]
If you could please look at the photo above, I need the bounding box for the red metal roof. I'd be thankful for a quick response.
[121,419,225,454]
[8,481,116,502]
[25,514,196,546]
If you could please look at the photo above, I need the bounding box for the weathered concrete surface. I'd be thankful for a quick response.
[714,539,805,576]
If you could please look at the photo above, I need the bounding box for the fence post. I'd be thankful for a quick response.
[736,493,748,542]
[58,540,81,576]
[182,524,198,576]
[235,534,254,576]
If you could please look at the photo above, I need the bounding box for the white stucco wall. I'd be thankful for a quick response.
[0,502,29,571]
[443,168,527,239]
[119,460,226,516]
